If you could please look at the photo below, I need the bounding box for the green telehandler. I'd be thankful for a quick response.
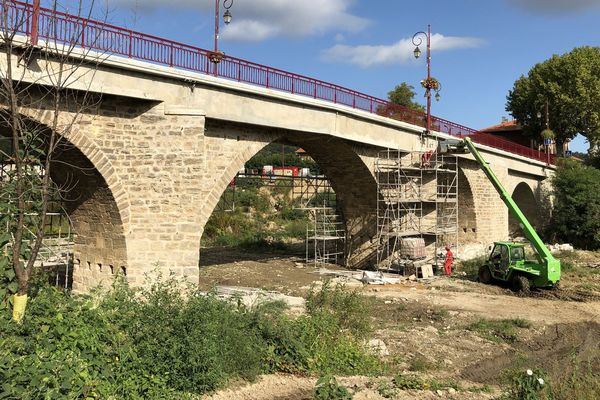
[440,137,561,293]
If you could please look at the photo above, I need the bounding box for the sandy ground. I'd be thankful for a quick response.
[198,247,600,400]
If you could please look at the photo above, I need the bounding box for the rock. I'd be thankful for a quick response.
[448,387,457,394]
[367,339,389,356]
[384,300,392,304]
[408,274,417,281]
[423,326,438,334]
[448,311,460,316]
[436,389,444,396]
[294,262,304,268]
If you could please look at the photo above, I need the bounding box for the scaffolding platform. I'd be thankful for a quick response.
[375,149,458,276]
[305,205,345,266]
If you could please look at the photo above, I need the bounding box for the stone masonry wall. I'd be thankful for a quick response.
[459,159,510,246]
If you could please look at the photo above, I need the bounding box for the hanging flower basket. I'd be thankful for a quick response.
[209,51,225,64]
[420,77,440,91]
[541,128,555,140]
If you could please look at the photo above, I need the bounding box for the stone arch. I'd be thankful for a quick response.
[200,122,282,226]
[200,122,378,267]
[509,182,540,238]
[17,108,132,231]
[0,111,129,292]
[285,132,378,267]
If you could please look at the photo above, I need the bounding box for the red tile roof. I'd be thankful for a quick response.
[480,119,521,133]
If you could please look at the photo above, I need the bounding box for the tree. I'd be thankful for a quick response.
[0,0,104,321]
[376,82,425,123]
[387,82,425,112]
[506,47,600,156]
[550,159,600,249]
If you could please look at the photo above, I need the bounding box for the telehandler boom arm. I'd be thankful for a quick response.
[459,138,559,281]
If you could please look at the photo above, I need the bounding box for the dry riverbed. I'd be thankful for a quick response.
[198,247,600,399]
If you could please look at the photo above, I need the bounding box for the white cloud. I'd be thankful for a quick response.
[321,34,484,68]
[507,0,600,13]
[109,0,369,41]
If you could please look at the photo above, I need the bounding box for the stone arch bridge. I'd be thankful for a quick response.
[1,41,554,293]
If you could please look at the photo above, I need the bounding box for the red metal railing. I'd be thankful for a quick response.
[3,1,554,164]
[462,133,555,164]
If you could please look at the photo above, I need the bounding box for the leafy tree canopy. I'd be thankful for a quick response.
[387,82,425,112]
[551,159,600,249]
[506,46,600,154]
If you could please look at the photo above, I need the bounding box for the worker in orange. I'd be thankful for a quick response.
[444,246,453,275]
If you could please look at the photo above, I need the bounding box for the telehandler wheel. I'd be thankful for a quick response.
[478,265,492,284]
[511,275,531,294]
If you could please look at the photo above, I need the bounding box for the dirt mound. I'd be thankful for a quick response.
[461,322,600,384]
[529,287,600,302]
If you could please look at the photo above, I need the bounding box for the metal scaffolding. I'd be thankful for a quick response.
[1,159,74,289]
[211,169,345,266]
[305,204,345,266]
[375,149,458,274]
[214,171,335,212]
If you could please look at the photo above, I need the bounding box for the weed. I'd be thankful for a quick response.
[376,380,398,398]
[428,378,463,391]
[467,318,532,343]
[560,260,576,272]
[428,307,450,322]
[550,359,600,400]
[390,374,462,393]
[312,375,352,400]
[203,183,311,249]
[392,374,427,390]
[409,355,435,372]
[502,368,550,400]
[471,384,495,394]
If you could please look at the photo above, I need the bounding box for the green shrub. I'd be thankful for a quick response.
[551,160,600,249]
[313,375,352,400]
[0,278,382,398]
[280,205,306,221]
[110,279,267,393]
[284,220,308,239]
[254,282,381,376]
[305,281,373,339]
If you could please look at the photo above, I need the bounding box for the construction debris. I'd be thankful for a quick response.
[548,243,574,253]
[358,271,400,285]
[211,286,305,313]
[316,268,433,285]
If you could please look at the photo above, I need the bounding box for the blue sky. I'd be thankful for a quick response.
[93,0,600,151]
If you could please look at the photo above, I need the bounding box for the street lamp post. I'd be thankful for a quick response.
[537,99,552,164]
[412,25,441,135]
[30,0,40,46]
[212,0,233,75]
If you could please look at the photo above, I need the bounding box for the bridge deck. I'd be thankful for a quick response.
[4,0,554,164]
